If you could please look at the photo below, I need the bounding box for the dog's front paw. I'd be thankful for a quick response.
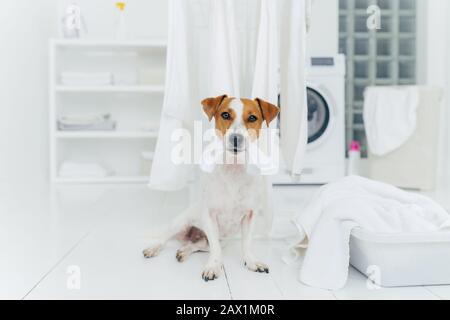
[176,248,190,263]
[143,244,163,259]
[245,260,269,274]
[202,262,222,282]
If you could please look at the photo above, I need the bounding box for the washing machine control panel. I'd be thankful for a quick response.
[307,55,346,77]
[311,57,335,66]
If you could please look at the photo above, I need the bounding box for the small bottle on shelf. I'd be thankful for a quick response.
[115,2,127,40]
[347,140,361,176]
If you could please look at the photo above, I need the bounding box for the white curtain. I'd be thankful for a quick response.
[279,0,309,177]
[150,0,310,192]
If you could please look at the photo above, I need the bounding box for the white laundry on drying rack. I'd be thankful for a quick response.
[149,0,311,234]
[151,0,310,188]
[279,0,309,176]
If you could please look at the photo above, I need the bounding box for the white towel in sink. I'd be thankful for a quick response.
[292,176,450,290]
[364,86,420,156]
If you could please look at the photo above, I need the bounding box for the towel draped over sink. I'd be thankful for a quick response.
[292,176,450,290]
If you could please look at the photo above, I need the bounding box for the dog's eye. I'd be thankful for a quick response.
[248,115,258,123]
[221,112,231,120]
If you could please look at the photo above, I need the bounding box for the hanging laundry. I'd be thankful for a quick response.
[363,86,420,156]
[150,0,311,234]
[151,0,310,190]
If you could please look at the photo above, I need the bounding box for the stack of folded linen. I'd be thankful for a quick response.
[60,72,114,86]
[139,121,160,133]
[59,162,113,178]
[141,151,155,161]
[58,114,117,131]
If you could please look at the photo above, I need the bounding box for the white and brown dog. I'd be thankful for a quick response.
[143,95,279,281]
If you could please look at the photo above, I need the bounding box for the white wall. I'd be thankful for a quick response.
[73,0,338,55]
[422,0,450,190]
[445,15,450,190]
[62,0,168,40]
[308,0,339,56]
[0,0,57,185]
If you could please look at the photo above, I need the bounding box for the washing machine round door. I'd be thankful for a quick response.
[307,87,331,146]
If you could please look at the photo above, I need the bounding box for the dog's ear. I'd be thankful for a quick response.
[255,98,279,125]
[202,95,228,121]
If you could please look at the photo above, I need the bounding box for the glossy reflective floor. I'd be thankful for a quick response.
[1,180,450,300]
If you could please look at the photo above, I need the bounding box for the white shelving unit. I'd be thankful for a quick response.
[55,131,159,139]
[54,85,165,93]
[49,39,167,184]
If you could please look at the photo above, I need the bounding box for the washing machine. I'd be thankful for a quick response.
[274,55,346,185]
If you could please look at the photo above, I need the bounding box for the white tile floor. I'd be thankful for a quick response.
[1,180,450,300]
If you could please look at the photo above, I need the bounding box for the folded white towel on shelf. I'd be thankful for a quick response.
[364,86,420,156]
[58,114,117,131]
[58,121,116,131]
[139,121,160,133]
[58,113,111,126]
[60,72,114,86]
[141,151,155,161]
[293,176,450,290]
[59,162,112,178]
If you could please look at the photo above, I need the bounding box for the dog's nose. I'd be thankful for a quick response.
[229,133,244,150]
